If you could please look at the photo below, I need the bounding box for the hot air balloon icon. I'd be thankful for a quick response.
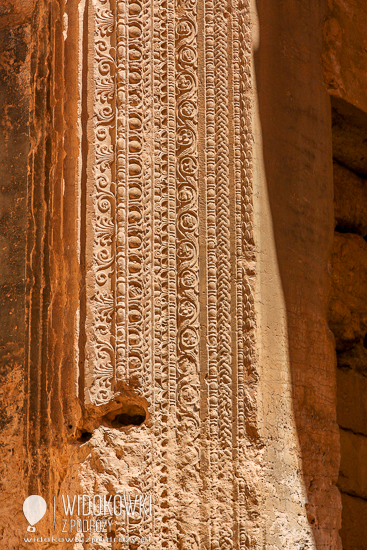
[23,495,47,532]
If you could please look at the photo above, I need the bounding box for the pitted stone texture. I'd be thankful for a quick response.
[60,427,154,547]
[0,0,35,30]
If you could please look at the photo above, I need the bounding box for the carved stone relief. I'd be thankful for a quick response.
[81,0,257,546]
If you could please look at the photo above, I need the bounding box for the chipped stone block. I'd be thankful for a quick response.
[329,233,367,349]
[337,367,367,436]
[334,162,367,237]
[332,97,367,175]
[338,429,367,499]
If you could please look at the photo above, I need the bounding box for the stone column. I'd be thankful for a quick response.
[68,0,259,547]
[12,0,261,547]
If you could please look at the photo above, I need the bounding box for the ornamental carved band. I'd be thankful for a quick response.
[84,0,255,547]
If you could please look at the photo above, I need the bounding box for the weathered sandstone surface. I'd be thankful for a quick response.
[0,7,31,545]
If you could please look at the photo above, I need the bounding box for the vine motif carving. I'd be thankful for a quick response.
[88,0,116,406]
[176,0,201,544]
[85,0,256,546]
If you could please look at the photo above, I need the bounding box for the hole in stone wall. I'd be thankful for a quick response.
[335,222,359,234]
[78,431,93,443]
[102,403,146,429]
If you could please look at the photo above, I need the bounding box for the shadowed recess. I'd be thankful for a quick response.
[78,431,93,443]
[103,403,146,428]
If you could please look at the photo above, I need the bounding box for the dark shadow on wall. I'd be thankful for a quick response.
[329,97,367,550]
[253,0,340,548]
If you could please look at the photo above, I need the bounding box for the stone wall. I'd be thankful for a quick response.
[328,99,367,550]
[323,1,367,547]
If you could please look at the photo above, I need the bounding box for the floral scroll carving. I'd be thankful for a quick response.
[83,0,257,547]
